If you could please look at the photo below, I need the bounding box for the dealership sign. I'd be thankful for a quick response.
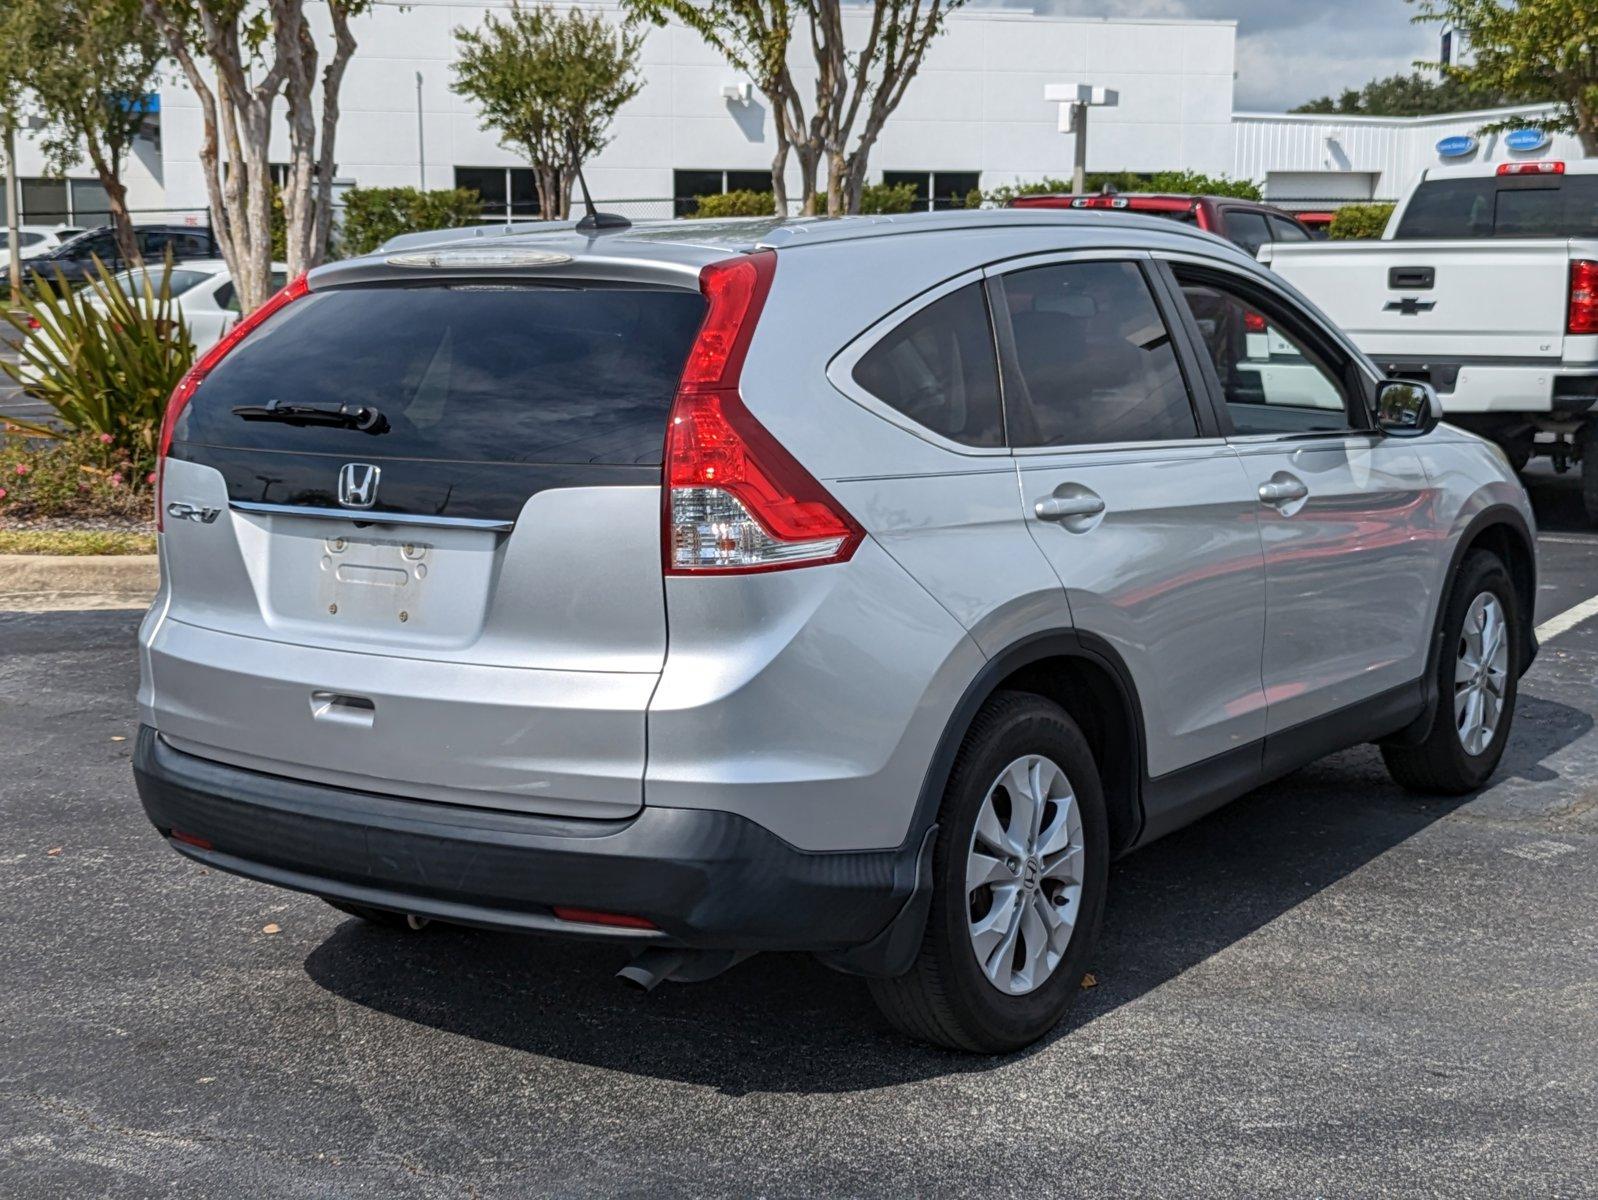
[1505,127,1552,152]
[1436,134,1479,158]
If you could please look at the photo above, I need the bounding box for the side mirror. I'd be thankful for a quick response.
[1375,379,1443,438]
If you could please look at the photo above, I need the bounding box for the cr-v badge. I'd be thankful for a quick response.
[165,502,221,524]
[338,462,380,509]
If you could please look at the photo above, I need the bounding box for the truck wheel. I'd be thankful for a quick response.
[1381,550,1519,794]
[868,691,1109,1053]
[1583,422,1598,525]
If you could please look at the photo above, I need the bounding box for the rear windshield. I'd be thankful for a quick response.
[1395,174,1598,239]
[176,282,707,466]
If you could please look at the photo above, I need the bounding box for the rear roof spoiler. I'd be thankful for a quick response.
[379,221,573,254]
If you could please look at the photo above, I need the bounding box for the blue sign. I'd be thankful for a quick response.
[1506,127,1551,152]
[1437,134,1479,158]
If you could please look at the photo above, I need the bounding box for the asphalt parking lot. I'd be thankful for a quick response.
[4,456,1598,1195]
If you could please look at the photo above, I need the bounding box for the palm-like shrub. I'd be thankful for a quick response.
[1,256,195,482]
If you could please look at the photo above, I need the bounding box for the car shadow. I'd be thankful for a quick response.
[303,692,1591,1094]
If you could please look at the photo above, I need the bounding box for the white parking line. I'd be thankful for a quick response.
[1536,594,1598,643]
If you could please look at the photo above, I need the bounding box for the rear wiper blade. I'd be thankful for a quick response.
[230,398,389,434]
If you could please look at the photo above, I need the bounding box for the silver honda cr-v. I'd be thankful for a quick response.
[134,209,1537,1052]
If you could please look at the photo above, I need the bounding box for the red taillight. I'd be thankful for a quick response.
[1243,309,1268,334]
[663,252,864,574]
[169,829,212,851]
[1498,161,1564,176]
[155,273,310,529]
[552,906,658,930]
[1570,260,1598,335]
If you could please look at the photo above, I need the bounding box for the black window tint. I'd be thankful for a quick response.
[1000,260,1196,448]
[1269,215,1311,242]
[177,284,708,466]
[852,282,1003,448]
[1395,175,1598,239]
[1222,210,1271,254]
[1175,273,1352,436]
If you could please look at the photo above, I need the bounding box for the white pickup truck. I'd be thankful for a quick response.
[1260,158,1598,522]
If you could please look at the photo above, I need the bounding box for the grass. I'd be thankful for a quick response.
[0,530,156,556]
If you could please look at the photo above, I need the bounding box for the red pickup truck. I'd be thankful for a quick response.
[1009,193,1318,254]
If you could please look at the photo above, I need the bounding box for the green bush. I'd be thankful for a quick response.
[857,181,921,215]
[0,429,155,521]
[1328,204,1396,240]
[686,189,777,219]
[977,170,1263,207]
[339,186,487,256]
[1,258,193,484]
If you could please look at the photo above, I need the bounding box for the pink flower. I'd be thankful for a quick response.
[78,483,89,492]
[110,473,123,487]
[14,463,28,476]
[99,433,114,445]
[0,487,7,501]
[145,471,157,484]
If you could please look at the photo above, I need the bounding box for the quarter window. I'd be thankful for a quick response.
[852,282,1005,448]
[998,260,1197,448]
[1268,215,1311,242]
[1222,210,1271,255]
[1173,270,1354,436]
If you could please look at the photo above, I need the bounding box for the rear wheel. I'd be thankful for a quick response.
[869,691,1109,1053]
[1382,551,1519,794]
[1583,421,1598,525]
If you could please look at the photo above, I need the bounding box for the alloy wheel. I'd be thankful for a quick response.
[1455,592,1510,756]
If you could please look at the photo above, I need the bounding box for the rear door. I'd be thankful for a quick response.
[1163,257,1439,734]
[149,273,706,817]
[989,252,1269,777]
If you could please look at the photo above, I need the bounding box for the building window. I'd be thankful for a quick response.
[1,177,111,226]
[883,171,982,211]
[455,167,538,218]
[672,168,772,216]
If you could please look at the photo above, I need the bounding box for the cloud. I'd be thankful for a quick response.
[1032,0,1440,109]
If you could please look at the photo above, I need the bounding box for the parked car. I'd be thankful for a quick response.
[2,224,84,263]
[16,261,289,388]
[24,223,220,288]
[134,209,1537,1052]
[1260,158,1598,520]
[1009,192,1316,254]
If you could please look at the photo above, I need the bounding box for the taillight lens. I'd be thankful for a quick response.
[1499,161,1564,176]
[664,252,864,574]
[1570,261,1598,335]
[1243,309,1268,334]
[155,273,310,528]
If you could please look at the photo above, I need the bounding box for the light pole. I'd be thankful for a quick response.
[1045,84,1120,194]
[416,72,426,190]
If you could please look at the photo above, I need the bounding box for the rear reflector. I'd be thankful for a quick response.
[664,252,864,574]
[1570,261,1598,334]
[1499,161,1564,176]
[552,906,658,930]
[156,273,310,529]
[170,829,213,851]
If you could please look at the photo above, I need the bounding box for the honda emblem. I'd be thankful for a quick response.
[338,462,380,509]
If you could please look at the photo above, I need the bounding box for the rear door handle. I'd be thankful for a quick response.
[1035,494,1107,522]
[1258,474,1310,506]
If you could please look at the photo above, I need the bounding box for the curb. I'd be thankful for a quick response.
[0,553,158,612]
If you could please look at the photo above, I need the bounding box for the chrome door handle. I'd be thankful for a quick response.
[1258,476,1309,505]
[1035,495,1107,522]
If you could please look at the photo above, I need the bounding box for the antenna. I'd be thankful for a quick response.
[573,167,630,232]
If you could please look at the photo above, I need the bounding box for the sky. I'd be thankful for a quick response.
[1035,1,1441,111]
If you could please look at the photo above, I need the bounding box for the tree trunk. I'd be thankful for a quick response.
[825,150,848,217]
[535,165,561,221]
[771,138,790,217]
[83,141,142,270]
[311,2,358,266]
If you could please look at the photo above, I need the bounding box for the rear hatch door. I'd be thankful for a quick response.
[150,267,706,817]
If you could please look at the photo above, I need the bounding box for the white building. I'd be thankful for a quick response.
[0,2,1582,232]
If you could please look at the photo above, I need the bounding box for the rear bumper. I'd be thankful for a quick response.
[133,726,927,964]
[1371,355,1598,415]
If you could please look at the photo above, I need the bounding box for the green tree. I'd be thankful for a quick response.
[1411,0,1598,152]
[142,1,375,311]
[2,0,162,268]
[1327,203,1397,240]
[339,186,485,255]
[453,4,643,221]
[1293,69,1534,116]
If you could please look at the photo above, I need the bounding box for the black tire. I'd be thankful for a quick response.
[1583,421,1598,526]
[868,691,1110,1053]
[1381,550,1520,794]
[322,898,415,929]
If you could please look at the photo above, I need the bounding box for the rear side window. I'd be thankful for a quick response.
[998,260,1197,448]
[1269,215,1311,242]
[852,282,1004,448]
[1222,210,1271,255]
[177,283,708,466]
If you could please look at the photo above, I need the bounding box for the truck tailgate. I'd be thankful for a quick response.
[1262,239,1579,360]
